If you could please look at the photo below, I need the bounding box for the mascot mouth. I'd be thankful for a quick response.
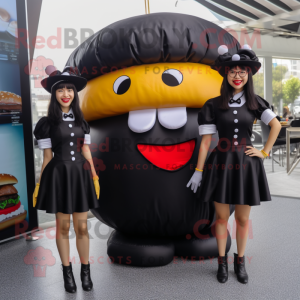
[137,138,196,171]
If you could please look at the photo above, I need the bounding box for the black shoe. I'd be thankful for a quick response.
[216,254,228,283]
[234,253,248,284]
[61,262,77,293]
[81,261,93,291]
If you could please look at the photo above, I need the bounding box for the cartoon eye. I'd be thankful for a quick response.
[162,69,183,87]
[42,256,46,260]
[34,256,37,260]
[113,76,131,95]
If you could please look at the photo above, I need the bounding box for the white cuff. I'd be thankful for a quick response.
[199,124,217,136]
[37,138,52,149]
[261,109,276,125]
[84,134,91,144]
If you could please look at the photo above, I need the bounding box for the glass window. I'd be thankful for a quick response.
[272,58,300,118]
[253,57,264,98]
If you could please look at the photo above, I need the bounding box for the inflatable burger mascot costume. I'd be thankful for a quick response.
[65,12,240,267]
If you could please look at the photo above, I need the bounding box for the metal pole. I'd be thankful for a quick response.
[144,0,150,14]
[271,148,274,172]
[286,129,290,173]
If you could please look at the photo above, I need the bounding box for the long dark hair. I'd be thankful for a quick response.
[47,81,84,127]
[218,65,259,110]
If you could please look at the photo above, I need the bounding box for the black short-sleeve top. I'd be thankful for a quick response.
[33,108,91,153]
[198,98,217,136]
[252,94,277,124]
[33,116,52,149]
[197,92,277,137]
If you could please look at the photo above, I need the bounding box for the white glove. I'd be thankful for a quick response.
[186,170,203,193]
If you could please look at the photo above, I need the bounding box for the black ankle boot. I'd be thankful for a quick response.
[216,254,228,283]
[234,253,248,284]
[81,261,93,291]
[61,262,77,293]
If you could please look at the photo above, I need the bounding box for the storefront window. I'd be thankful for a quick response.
[272,58,300,118]
[253,57,264,98]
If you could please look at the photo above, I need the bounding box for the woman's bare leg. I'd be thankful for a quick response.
[55,212,71,266]
[214,201,230,256]
[234,204,251,257]
[72,212,89,264]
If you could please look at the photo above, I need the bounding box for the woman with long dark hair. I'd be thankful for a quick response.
[32,66,100,293]
[187,45,281,284]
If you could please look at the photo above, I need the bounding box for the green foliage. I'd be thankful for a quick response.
[272,80,284,108]
[254,62,300,110]
[272,64,289,108]
[272,64,288,82]
[253,72,264,98]
[282,76,300,106]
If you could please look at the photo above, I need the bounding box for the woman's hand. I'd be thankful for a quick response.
[186,170,203,193]
[244,146,265,159]
[93,176,100,199]
[33,183,40,207]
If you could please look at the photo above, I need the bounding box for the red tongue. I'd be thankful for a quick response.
[137,139,196,171]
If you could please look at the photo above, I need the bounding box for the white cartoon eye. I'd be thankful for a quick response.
[113,76,131,95]
[162,69,183,86]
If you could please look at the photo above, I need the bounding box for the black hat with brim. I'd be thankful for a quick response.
[211,45,261,77]
[41,66,87,93]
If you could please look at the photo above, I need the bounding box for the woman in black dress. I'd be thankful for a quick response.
[187,45,281,284]
[32,66,100,293]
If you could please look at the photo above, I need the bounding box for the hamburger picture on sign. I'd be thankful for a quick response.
[0,91,22,115]
[0,173,27,231]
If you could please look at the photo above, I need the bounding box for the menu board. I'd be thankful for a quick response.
[0,0,38,242]
[0,0,22,124]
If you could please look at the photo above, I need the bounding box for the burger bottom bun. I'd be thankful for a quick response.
[0,210,27,231]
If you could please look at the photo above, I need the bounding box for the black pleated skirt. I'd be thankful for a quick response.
[35,156,100,214]
[196,146,272,206]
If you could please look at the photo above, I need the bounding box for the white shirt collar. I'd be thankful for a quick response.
[61,107,75,121]
[228,90,246,107]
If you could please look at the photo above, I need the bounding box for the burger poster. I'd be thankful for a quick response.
[0,0,22,120]
[0,123,28,239]
[0,67,22,117]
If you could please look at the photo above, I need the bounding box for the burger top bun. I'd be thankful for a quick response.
[0,173,18,186]
[0,91,22,105]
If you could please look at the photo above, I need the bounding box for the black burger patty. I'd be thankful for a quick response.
[0,193,18,208]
